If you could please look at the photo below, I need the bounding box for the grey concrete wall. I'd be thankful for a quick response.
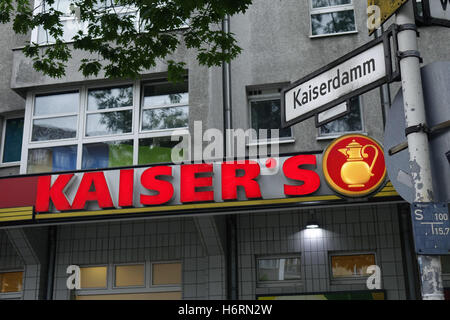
[237,204,408,300]
[52,217,226,300]
[227,0,450,155]
[0,20,26,113]
[0,229,24,270]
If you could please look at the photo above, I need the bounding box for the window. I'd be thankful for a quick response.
[80,266,108,289]
[141,82,189,132]
[0,271,24,293]
[75,262,181,300]
[32,91,79,142]
[318,96,363,137]
[330,253,376,279]
[1,116,24,165]
[256,255,301,286]
[23,80,189,174]
[248,87,293,143]
[115,264,145,288]
[310,0,357,37]
[415,0,424,17]
[32,0,138,45]
[86,85,134,137]
[152,262,182,285]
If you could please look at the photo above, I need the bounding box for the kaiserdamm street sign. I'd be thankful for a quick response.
[411,203,450,255]
[281,28,396,128]
[368,0,409,35]
[414,0,450,27]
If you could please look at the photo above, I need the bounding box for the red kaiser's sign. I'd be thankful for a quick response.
[34,156,321,213]
[0,135,395,225]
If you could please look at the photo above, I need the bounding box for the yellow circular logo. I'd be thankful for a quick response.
[322,134,387,197]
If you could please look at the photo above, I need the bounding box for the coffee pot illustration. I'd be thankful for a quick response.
[338,140,378,188]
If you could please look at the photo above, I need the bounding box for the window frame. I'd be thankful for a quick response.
[30,0,189,46]
[309,0,358,38]
[247,90,295,146]
[31,0,140,45]
[328,251,377,284]
[255,254,302,288]
[85,83,135,139]
[0,113,25,167]
[78,264,109,290]
[113,263,146,289]
[30,89,81,144]
[150,261,183,287]
[75,261,182,298]
[140,80,190,135]
[441,255,450,281]
[316,96,365,140]
[0,269,25,298]
[20,79,189,174]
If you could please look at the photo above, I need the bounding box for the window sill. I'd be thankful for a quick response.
[257,281,303,288]
[0,162,20,168]
[330,278,369,286]
[247,138,296,147]
[316,132,367,141]
[0,292,22,299]
[309,30,358,39]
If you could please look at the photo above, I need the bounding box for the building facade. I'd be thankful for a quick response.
[0,0,449,300]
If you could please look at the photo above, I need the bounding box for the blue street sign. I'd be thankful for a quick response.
[411,203,450,255]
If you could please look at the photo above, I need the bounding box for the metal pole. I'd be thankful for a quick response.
[222,14,238,300]
[375,26,391,128]
[395,0,444,300]
[46,226,56,300]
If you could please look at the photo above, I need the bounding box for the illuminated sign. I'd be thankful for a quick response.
[322,134,387,197]
[0,148,397,226]
[34,156,322,213]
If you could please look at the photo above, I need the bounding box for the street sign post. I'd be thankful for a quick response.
[368,0,409,35]
[315,101,349,127]
[414,0,450,27]
[411,203,450,255]
[281,28,396,128]
[384,61,450,204]
[395,1,444,300]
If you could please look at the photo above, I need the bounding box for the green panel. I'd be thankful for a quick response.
[108,143,133,167]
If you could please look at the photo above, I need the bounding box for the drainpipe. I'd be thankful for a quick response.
[222,14,238,300]
[374,26,391,127]
[46,226,56,300]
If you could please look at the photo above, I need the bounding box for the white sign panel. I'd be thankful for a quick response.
[284,43,386,124]
[429,0,450,20]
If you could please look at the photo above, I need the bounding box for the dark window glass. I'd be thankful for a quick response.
[311,10,356,36]
[142,107,189,131]
[88,86,133,111]
[319,97,362,135]
[312,0,351,9]
[250,99,291,139]
[257,257,301,282]
[442,255,450,274]
[3,118,24,163]
[86,111,133,136]
[143,82,188,108]
[32,116,77,141]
